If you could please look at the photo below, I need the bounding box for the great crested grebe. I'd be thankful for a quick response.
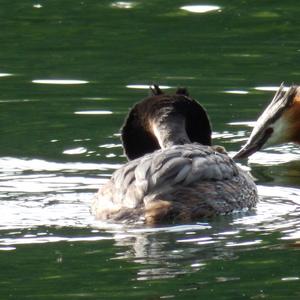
[91,86,258,224]
[234,84,300,159]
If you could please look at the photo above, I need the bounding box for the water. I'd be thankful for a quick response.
[1,0,300,299]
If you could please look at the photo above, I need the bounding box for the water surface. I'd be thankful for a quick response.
[1,1,300,299]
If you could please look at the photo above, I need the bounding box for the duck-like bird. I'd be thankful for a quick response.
[234,84,300,159]
[91,86,258,224]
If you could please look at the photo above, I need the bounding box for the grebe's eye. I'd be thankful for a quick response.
[257,127,274,148]
[266,127,274,135]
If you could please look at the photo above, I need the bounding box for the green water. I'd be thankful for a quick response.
[1,0,300,299]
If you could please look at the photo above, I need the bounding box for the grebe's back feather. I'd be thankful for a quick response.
[91,144,257,224]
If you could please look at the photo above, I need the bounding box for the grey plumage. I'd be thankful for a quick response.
[91,144,258,223]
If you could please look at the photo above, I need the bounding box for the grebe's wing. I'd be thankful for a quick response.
[91,144,250,222]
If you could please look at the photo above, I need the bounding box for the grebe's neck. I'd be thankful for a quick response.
[150,113,190,148]
[121,88,212,160]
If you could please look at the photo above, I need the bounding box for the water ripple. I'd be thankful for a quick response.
[0,157,121,172]
[0,73,13,77]
[126,84,172,90]
[180,5,221,13]
[111,1,136,9]
[74,110,113,115]
[32,79,89,85]
[0,157,119,229]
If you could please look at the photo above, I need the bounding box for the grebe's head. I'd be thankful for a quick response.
[234,84,300,159]
[121,85,212,160]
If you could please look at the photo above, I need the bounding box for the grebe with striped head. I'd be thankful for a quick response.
[234,84,300,159]
[91,86,258,224]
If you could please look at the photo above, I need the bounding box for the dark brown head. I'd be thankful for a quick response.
[121,86,212,160]
[234,84,300,159]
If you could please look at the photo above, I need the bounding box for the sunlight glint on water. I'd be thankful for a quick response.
[32,79,89,84]
[180,5,221,13]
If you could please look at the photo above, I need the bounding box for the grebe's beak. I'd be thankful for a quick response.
[234,84,298,160]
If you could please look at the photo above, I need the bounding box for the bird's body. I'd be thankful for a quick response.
[92,86,258,224]
[91,143,257,224]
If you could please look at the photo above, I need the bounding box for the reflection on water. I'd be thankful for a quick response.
[111,1,136,9]
[246,144,300,166]
[32,79,89,85]
[254,86,290,92]
[126,84,172,90]
[0,73,13,77]
[63,146,88,155]
[106,182,300,281]
[74,110,113,115]
[229,121,256,127]
[224,90,249,95]
[33,4,42,9]
[0,157,117,229]
[180,5,221,14]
